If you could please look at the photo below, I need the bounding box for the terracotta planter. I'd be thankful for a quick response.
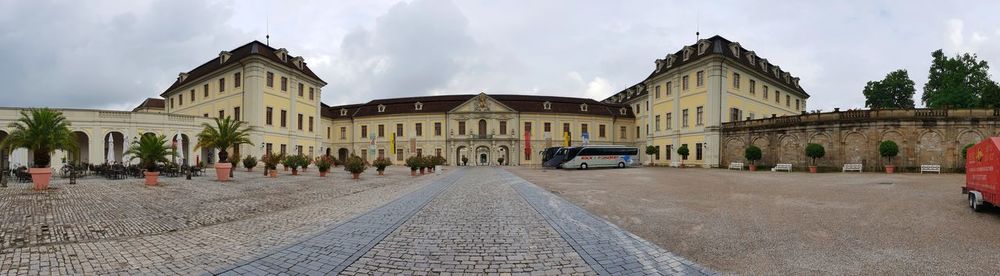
[378,170,384,176]
[808,166,818,173]
[319,171,328,177]
[292,169,298,176]
[749,164,757,171]
[284,167,289,171]
[28,168,52,191]
[144,171,160,186]
[215,163,232,182]
[411,170,417,176]
[419,168,425,175]
[269,171,277,178]
[885,165,895,174]
[351,172,360,179]
[247,168,252,172]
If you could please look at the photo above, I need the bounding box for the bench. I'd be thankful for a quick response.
[921,164,941,174]
[773,163,792,172]
[728,162,744,170]
[842,163,863,173]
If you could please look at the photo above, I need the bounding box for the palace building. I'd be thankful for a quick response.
[1,35,810,169]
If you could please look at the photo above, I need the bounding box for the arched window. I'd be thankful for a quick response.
[543,101,551,110]
[414,102,423,111]
[377,104,386,113]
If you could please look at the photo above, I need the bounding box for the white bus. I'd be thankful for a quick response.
[558,145,639,169]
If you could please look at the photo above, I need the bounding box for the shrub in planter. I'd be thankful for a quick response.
[676,145,690,167]
[0,108,78,190]
[124,134,176,186]
[345,155,366,179]
[301,155,312,171]
[423,156,435,173]
[242,155,257,172]
[497,157,505,166]
[314,155,333,176]
[194,116,253,182]
[879,140,899,174]
[432,156,447,169]
[744,145,762,171]
[372,157,392,175]
[262,152,284,178]
[461,156,469,166]
[645,145,658,166]
[805,143,825,173]
[406,156,422,175]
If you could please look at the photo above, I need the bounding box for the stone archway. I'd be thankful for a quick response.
[171,133,191,165]
[325,148,332,157]
[751,136,770,165]
[456,146,467,166]
[843,132,866,164]
[918,131,944,166]
[104,131,125,164]
[779,135,800,166]
[809,133,833,167]
[71,131,90,164]
[724,138,746,164]
[880,131,905,167]
[498,145,511,165]
[338,148,349,163]
[475,146,491,166]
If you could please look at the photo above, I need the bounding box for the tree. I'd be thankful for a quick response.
[0,109,77,168]
[962,143,975,160]
[922,49,1000,108]
[194,116,253,163]
[863,69,916,109]
[125,134,176,172]
[805,143,825,166]
[744,145,762,165]
[879,140,899,165]
[677,144,690,159]
[645,145,658,163]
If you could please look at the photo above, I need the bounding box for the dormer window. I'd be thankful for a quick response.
[792,77,801,88]
[783,72,791,83]
[377,104,386,113]
[745,51,756,65]
[414,102,423,110]
[543,101,552,110]
[291,56,304,69]
[665,54,676,68]
[728,42,741,56]
[654,59,664,72]
[340,108,348,116]
[178,72,189,82]
[682,46,694,61]
[773,66,781,77]
[219,51,232,63]
[697,39,711,55]
[580,103,588,112]
[620,108,627,115]
[275,48,289,62]
[759,59,769,70]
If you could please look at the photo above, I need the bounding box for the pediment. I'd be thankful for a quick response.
[450,93,515,113]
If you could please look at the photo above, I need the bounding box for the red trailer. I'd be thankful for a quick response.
[964,137,1000,212]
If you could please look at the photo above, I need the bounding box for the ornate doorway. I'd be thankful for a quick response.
[475,146,490,166]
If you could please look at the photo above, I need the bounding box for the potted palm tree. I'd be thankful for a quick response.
[677,145,690,168]
[345,155,366,179]
[242,155,257,172]
[373,157,392,175]
[315,155,333,177]
[195,116,253,182]
[0,109,77,190]
[805,143,825,173]
[879,140,899,174]
[744,145,762,171]
[124,134,176,186]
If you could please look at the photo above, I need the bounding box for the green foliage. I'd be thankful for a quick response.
[344,155,366,174]
[461,156,469,164]
[406,156,423,170]
[314,155,333,172]
[962,143,975,160]
[863,69,916,109]
[301,155,312,170]
[878,140,899,163]
[262,152,284,170]
[422,156,435,169]
[372,157,392,171]
[283,154,308,170]
[805,143,826,165]
[676,144,690,158]
[124,134,176,171]
[194,116,253,163]
[922,49,1000,108]
[242,155,258,169]
[228,153,240,167]
[744,145,762,164]
[645,145,658,156]
[432,156,446,166]
[0,108,77,168]
[497,157,505,164]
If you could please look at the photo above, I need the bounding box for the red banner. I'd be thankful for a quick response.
[524,131,531,159]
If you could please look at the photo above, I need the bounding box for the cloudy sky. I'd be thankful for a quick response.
[1,0,998,111]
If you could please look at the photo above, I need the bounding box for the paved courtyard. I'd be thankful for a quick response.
[0,167,711,275]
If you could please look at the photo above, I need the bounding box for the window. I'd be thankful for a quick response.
[434,122,441,136]
[280,144,287,155]
[666,82,673,96]
[655,85,661,99]
[170,98,174,109]
[435,148,442,157]
[696,106,704,126]
[298,83,304,97]
[308,116,314,132]
[733,73,740,89]
[620,126,627,139]
[297,114,303,130]
[179,94,183,106]
[681,144,688,160]
[340,127,346,139]
[219,78,225,92]
[234,107,241,121]
[378,149,384,159]
[682,75,690,90]
[796,99,801,110]
[786,95,791,107]
[281,77,288,91]
[763,85,769,99]
[415,102,423,110]
[190,90,195,103]
[581,124,588,134]
[543,101,551,110]
[580,104,588,112]
[416,148,423,157]
[203,113,208,117]
[666,112,672,129]
[524,122,532,134]
[563,123,570,134]
[599,125,606,138]
[415,123,423,136]
[361,151,367,161]
[682,109,690,127]
[664,145,672,160]
[696,143,703,160]
[234,72,241,87]
[377,124,384,137]
[730,108,743,122]
[750,112,756,120]
[655,115,661,131]
[635,104,640,115]
[266,107,273,125]
[776,91,781,103]
[327,127,330,139]
[396,149,404,161]
[655,145,660,160]
[396,123,403,137]
[203,84,209,97]
[499,121,507,135]
[297,145,303,155]
[459,121,466,135]
[266,143,273,155]
[544,122,551,132]
[309,87,314,100]
[696,71,704,86]
[280,110,287,127]
[218,110,224,119]
[636,126,640,139]
[361,125,368,138]
[266,72,274,87]
[749,80,756,95]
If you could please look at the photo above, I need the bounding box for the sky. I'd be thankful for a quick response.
[1,0,999,112]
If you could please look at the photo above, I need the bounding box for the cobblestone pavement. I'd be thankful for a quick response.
[221,167,712,275]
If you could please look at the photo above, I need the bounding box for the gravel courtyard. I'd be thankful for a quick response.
[507,166,1000,275]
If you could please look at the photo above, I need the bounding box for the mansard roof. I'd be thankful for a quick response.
[161,41,325,96]
[132,98,164,112]
[324,94,634,119]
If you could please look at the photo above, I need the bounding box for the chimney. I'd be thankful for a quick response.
[219,51,232,63]
[834,108,841,112]
[178,72,189,82]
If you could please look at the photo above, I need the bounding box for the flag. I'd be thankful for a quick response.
[524,131,531,159]
[390,132,396,153]
[582,132,590,145]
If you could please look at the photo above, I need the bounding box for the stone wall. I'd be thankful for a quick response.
[719,109,1000,172]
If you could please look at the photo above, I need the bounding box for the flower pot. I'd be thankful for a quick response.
[292,169,298,176]
[284,167,289,171]
[320,171,328,177]
[411,170,417,176]
[749,164,757,171]
[419,168,425,175]
[28,168,52,191]
[885,165,895,174]
[378,170,384,176]
[247,168,252,172]
[351,172,360,179]
[215,163,232,182]
[144,171,160,186]
[269,171,277,178]
[808,166,818,173]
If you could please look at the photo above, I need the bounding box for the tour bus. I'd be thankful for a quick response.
[541,147,563,168]
[558,145,639,169]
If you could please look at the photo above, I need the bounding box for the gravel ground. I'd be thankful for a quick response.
[507,166,1000,275]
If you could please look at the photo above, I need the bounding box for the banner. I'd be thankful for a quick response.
[390,132,396,153]
[581,132,589,145]
[563,131,571,147]
[524,131,531,159]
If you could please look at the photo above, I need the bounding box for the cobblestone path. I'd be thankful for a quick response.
[218,167,713,275]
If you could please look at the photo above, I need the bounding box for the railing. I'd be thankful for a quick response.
[839,110,870,120]
[915,109,947,117]
[721,108,996,130]
[98,111,132,119]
